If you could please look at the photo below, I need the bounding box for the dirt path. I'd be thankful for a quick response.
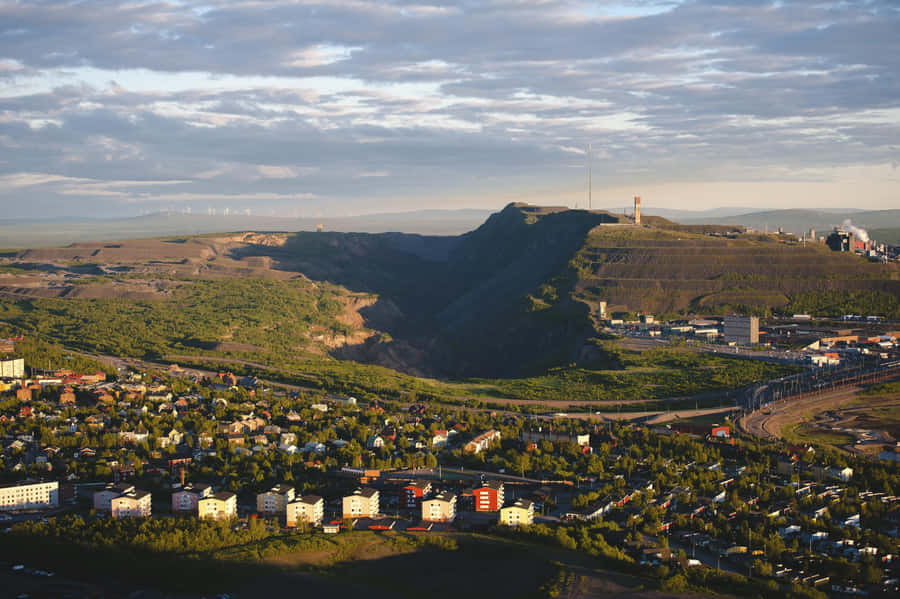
[738,386,861,440]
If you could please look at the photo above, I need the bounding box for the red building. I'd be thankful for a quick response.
[473,480,504,512]
[403,481,432,509]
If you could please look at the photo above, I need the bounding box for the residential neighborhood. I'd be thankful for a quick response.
[0,341,898,598]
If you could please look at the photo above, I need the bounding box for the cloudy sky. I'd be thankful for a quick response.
[1,0,898,219]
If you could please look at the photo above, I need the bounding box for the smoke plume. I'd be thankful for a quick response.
[842,219,869,243]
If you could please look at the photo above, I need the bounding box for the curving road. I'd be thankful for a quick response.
[738,385,861,440]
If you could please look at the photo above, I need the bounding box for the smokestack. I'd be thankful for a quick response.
[634,196,641,225]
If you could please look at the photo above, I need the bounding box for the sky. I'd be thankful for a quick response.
[0,0,898,219]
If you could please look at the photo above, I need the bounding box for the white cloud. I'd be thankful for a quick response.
[0,0,897,217]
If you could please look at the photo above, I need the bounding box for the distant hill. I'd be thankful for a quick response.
[870,228,900,245]
[679,208,900,240]
[0,209,494,248]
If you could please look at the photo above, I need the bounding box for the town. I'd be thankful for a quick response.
[1,329,899,599]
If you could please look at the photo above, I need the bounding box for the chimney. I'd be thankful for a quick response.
[634,196,641,225]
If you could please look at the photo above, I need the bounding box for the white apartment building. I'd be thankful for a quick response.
[286,495,325,527]
[110,489,152,518]
[0,481,59,511]
[342,487,379,519]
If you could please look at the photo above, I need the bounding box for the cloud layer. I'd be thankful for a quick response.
[1,0,898,217]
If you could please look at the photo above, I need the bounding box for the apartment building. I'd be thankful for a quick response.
[0,481,59,511]
[499,499,534,526]
[403,481,432,509]
[93,482,136,511]
[256,484,295,516]
[110,489,152,519]
[422,492,456,523]
[342,487,379,519]
[473,480,504,512]
[286,495,324,527]
[198,491,237,521]
[171,483,213,514]
[463,430,501,454]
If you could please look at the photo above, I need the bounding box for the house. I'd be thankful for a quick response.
[198,492,237,521]
[500,499,535,526]
[431,430,449,448]
[519,429,590,446]
[366,435,385,450]
[59,387,76,406]
[93,482,135,511]
[828,466,853,482]
[171,483,213,514]
[473,480,505,512]
[110,489,152,518]
[157,429,184,449]
[256,484,295,516]
[279,444,299,455]
[76,447,96,459]
[422,492,456,523]
[286,495,324,527]
[343,487,379,519]
[403,481,433,509]
[224,432,245,446]
[464,430,501,454]
[303,441,326,454]
[118,430,149,445]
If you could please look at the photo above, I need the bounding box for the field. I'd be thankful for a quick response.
[0,525,714,599]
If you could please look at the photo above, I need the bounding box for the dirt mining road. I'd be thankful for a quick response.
[738,385,861,440]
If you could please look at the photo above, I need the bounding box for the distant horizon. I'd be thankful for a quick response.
[0,202,894,225]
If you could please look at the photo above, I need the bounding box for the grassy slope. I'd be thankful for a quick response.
[0,277,356,360]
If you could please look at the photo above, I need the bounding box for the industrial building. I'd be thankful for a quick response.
[724,316,759,345]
